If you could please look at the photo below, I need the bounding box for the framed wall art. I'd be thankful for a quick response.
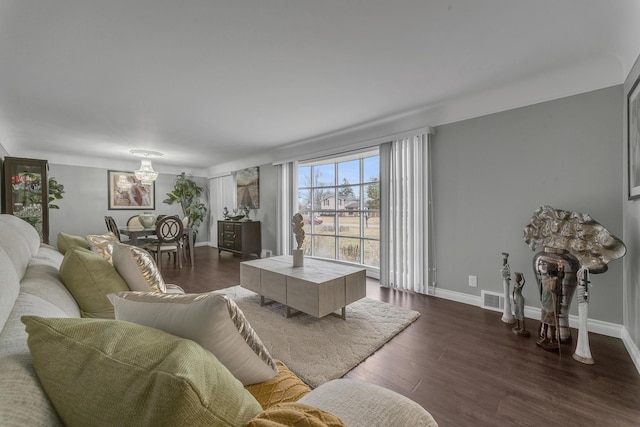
[628,74,640,200]
[236,166,259,209]
[107,170,155,210]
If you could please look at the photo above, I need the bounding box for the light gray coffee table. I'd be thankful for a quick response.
[240,255,366,319]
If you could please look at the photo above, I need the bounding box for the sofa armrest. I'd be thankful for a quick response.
[298,379,437,427]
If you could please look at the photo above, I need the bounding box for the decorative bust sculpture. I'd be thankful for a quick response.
[292,212,305,250]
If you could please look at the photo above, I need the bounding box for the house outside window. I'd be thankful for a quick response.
[297,149,380,269]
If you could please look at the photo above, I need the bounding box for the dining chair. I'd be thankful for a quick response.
[127,215,142,227]
[180,216,192,265]
[104,216,123,242]
[145,216,184,270]
[126,215,158,244]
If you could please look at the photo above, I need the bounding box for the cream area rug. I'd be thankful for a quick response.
[214,286,420,388]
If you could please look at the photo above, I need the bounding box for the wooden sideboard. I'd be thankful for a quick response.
[217,220,261,258]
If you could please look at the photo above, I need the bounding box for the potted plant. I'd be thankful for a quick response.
[163,172,208,237]
[48,177,65,209]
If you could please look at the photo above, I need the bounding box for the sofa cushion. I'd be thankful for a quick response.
[0,217,34,280]
[0,214,40,256]
[112,243,166,292]
[0,245,21,333]
[59,247,129,319]
[299,379,439,427]
[22,316,262,427]
[56,232,90,255]
[85,232,119,265]
[107,291,279,385]
[245,360,311,409]
[244,402,345,427]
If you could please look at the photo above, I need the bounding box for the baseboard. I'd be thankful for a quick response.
[431,287,623,338]
[622,327,640,375]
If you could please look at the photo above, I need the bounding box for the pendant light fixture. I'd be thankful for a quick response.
[130,149,163,185]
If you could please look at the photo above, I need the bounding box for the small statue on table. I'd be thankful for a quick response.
[291,213,305,267]
[222,206,229,220]
[512,272,530,337]
[292,213,305,249]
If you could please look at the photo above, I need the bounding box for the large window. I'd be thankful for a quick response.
[297,149,380,269]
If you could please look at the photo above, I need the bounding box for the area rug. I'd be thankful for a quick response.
[214,285,420,388]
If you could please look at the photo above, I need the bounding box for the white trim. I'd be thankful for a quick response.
[622,327,640,375]
[272,126,434,165]
[432,287,624,338]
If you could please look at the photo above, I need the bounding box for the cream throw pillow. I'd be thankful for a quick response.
[108,291,279,385]
[112,243,166,293]
[59,246,129,318]
[85,232,120,264]
[22,316,262,427]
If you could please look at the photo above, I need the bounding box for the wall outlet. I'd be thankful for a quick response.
[468,275,478,287]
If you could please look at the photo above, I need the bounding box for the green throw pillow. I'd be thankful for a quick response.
[59,246,129,318]
[22,316,263,427]
[56,232,90,254]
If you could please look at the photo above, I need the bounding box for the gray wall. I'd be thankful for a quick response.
[48,164,209,247]
[432,85,624,324]
[623,55,640,352]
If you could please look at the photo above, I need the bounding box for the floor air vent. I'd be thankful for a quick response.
[481,290,504,312]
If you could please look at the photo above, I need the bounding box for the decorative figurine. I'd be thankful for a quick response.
[222,206,229,220]
[291,213,305,267]
[512,272,530,337]
[573,267,594,364]
[500,252,515,324]
[536,259,562,353]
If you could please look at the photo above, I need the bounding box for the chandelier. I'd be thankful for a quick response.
[130,150,163,185]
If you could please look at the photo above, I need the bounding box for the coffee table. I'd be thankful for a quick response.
[239,255,366,319]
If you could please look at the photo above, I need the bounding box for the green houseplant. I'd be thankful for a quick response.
[163,173,208,237]
[48,177,65,209]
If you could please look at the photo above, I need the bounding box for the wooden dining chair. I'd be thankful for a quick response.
[104,216,123,242]
[145,216,183,270]
[127,215,142,227]
[180,215,193,265]
[126,215,158,244]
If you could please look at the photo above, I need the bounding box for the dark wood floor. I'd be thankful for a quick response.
[162,247,640,427]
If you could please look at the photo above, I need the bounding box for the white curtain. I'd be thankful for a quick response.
[275,162,295,256]
[380,132,431,293]
[209,174,235,248]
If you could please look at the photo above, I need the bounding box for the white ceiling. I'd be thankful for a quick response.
[1,1,639,176]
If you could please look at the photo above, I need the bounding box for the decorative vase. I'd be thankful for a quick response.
[532,247,580,343]
[139,212,156,228]
[292,249,304,267]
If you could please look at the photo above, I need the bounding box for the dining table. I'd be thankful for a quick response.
[119,225,194,267]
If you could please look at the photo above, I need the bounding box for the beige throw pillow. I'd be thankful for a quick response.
[22,316,262,427]
[108,291,279,385]
[112,243,166,293]
[85,232,119,264]
[59,246,129,318]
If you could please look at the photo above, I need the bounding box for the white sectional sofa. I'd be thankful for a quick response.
[0,214,437,426]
